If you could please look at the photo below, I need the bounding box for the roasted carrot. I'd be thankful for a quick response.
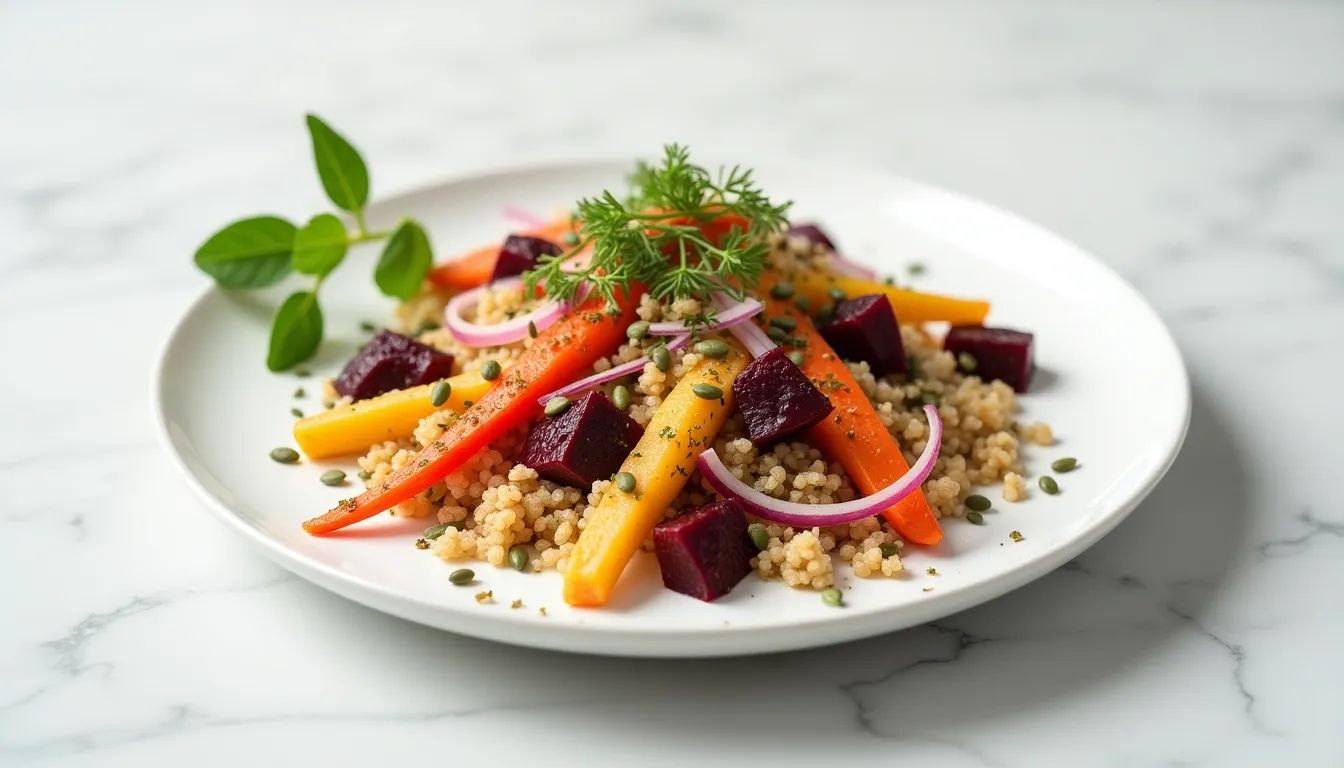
[793,270,989,326]
[303,286,645,535]
[759,278,943,545]
[427,219,578,290]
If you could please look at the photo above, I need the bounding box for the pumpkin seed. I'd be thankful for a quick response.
[627,320,651,340]
[907,261,926,275]
[769,281,795,299]
[815,305,835,325]
[1039,476,1059,495]
[692,383,723,400]
[747,523,769,551]
[357,470,373,481]
[821,587,844,607]
[290,408,303,418]
[965,494,992,512]
[612,384,631,410]
[360,320,378,333]
[430,380,452,407]
[650,344,671,372]
[294,367,311,377]
[957,352,978,372]
[693,339,729,358]
[269,447,300,464]
[966,510,985,525]
[614,472,636,493]
[449,568,475,586]
[480,360,501,380]
[508,546,529,571]
[543,396,572,417]
[319,469,346,486]
[423,523,450,541]
[879,544,900,558]
[794,296,810,312]
[768,316,798,331]
[827,287,846,302]
[788,351,805,366]
[293,387,305,398]
[528,320,538,338]
[1051,457,1078,473]
[767,326,788,342]
[562,231,580,247]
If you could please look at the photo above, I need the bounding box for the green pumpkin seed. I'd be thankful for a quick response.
[562,231,580,247]
[614,471,637,493]
[747,523,769,551]
[788,351,805,366]
[1039,476,1059,495]
[544,396,572,417]
[627,320,651,341]
[879,543,900,558]
[360,320,378,333]
[449,568,475,586]
[883,276,896,287]
[357,470,373,481]
[294,367,311,378]
[293,387,305,398]
[650,344,671,372]
[692,383,723,400]
[319,469,347,486]
[784,336,807,348]
[966,510,985,525]
[423,523,450,541]
[821,587,844,607]
[957,352,978,372]
[1051,457,1078,473]
[528,320,538,338]
[480,360,502,381]
[767,326,788,342]
[768,316,798,331]
[769,282,795,299]
[965,494,992,512]
[827,287,846,303]
[269,447,300,464]
[907,261,926,275]
[430,380,452,407]
[290,408,303,418]
[815,305,835,325]
[693,339,729,358]
[794,296,810,312]
[612,385,631,410]
[508,545,529,571]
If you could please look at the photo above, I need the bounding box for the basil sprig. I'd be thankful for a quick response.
[193,114,435,371]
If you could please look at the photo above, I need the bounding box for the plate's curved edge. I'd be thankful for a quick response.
[152,157,1192,658]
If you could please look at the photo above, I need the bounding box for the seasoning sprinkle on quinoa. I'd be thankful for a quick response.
[1009,530,1025,543]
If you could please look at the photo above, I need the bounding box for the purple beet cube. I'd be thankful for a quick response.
[490,234,564,282]
[333,330,456,401]
[819,293,908,377]
[732,347,834,445]
[945,326,1035,392]
[787,222,837,252]
[518,392,643,489]
[653,500,754,602]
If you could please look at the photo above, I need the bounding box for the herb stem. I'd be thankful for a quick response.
[353,209,370,238]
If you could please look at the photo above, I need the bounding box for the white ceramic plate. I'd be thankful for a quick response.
[155,158,1189,657]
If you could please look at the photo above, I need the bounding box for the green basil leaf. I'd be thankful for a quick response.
[375,220,433,300]
[305,114,369,213]
[194,216,296,289]
[292,213,349,277]
[267,291,324,371]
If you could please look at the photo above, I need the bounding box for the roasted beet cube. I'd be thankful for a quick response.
[732,347,834,445]
[787,222,837,252]
[333,330,456,401]
[518,392,643,489]
[490,234,564,282]
[945,326,1035,392]
[653,500,754,602]
[819,293,908,377]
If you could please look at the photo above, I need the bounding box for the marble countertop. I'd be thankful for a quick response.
[3,1,1341,765]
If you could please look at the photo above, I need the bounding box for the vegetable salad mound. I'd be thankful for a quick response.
[196,123,1063,609]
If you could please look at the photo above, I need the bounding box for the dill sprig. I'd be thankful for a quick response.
[523,144,791,310]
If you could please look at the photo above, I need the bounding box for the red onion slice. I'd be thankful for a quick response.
[645,297,763,336]
[444,278,568,347]
[827,255,877,281]
[537,334,692,405]
[502,205,549,229]
[710,292,775,358]
[696,404,943,527]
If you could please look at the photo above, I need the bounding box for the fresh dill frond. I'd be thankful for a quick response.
[523,144,791,310]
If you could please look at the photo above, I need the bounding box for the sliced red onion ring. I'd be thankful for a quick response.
[697,404,943,527]
[444,277,567,347]
[537,334,692,405]
[646,297,764,336]
[502,205,549,229]
[709,292,775,358]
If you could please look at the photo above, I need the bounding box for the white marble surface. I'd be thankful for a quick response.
[2,1,1342,765]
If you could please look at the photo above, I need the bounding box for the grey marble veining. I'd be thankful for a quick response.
[2,1,1341,765]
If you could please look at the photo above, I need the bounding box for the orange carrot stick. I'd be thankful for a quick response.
[303,285,645,535]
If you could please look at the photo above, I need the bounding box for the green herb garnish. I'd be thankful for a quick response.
[193,115,435,371]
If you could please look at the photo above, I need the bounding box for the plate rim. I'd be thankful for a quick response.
[152,155,1192,657]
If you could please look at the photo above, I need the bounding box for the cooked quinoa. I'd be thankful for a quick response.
[352,235,1052,590]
